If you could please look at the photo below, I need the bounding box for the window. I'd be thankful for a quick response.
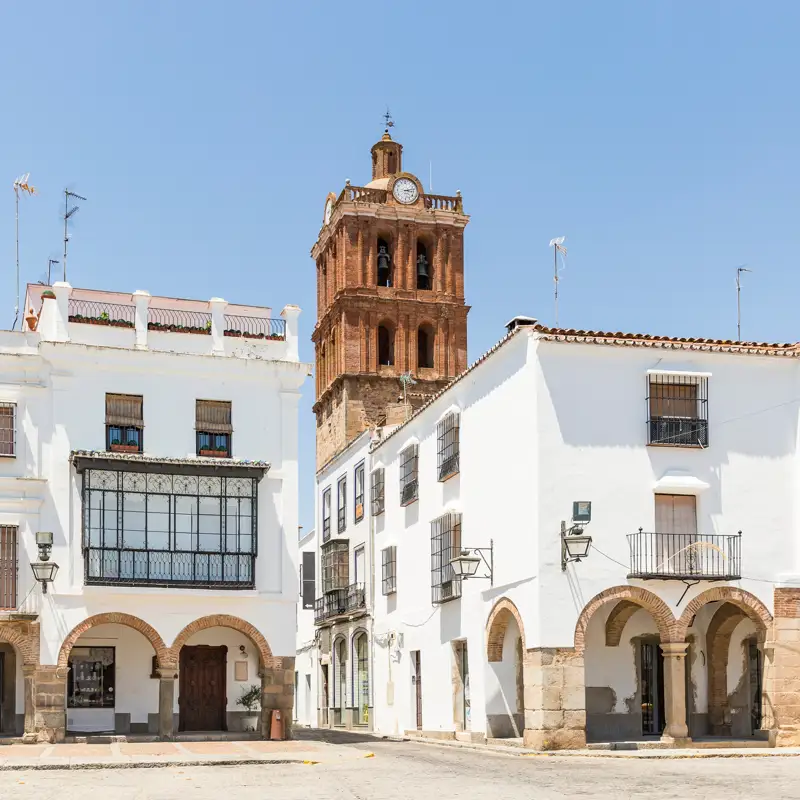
[105,394,142,453]
[400,445,419,506]
[378,325,394,366]
[337,475,347,533]
[68,647,115,709]
[354,462,365,522]
[81,468,257,588]
[647,374,708,447]
[416,241,431,290]
[0,526,18,610]
[196,399,232,457]
[301,551,316,610]
[0,403,16,457]
[437,413,460,481]
[354,545,365,587]
[322,488,332,542]
[431,512,462,604]
[377,238,392,287]
[382,546,397,595]
[371,468,385,516]
[321,540,349,593]
[417,325,435,369]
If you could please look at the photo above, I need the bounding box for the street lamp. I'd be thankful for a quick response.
[30,531,59,593]
[561,520,593,570]
[449,541,494,585]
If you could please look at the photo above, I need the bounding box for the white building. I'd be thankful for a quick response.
[0,282,307,742]
[295,526,318,728]
[309,315,800,748]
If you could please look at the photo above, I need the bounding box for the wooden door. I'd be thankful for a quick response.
[412,651,422,729]
[655,494,697,575]
[179,645,227,732]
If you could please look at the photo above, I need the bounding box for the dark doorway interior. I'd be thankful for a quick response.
[640,641,665,735]
[412,650,422,729]
[749,641,763,733]
[179,645,227,732]
[0,646,17,735]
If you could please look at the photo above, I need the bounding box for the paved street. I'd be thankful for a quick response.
[0,737,797,799]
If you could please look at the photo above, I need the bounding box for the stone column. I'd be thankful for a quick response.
[523,648,586,750]
[30,665,67,743]
[156,668,177,740]
[767,589,800,745]
[21,665,35,740]
[660,642,690,742]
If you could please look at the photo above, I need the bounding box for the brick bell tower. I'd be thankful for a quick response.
[311,124,470,467]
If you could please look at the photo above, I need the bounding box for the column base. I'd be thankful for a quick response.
[523,728,586,751]
[770,727,800,747]
[659,735,693,747]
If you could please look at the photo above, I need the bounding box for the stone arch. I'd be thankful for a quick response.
[57,613,169,668]
[0,625,37,666]
[706,603,751,734]
[676,587,772,641]
[486,598,526,662]
[574,585,678,654]
[168,614,273,668]
[604,600,644,647]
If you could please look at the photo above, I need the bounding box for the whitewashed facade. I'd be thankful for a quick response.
[309,316,800,748]
[0,282,306,741]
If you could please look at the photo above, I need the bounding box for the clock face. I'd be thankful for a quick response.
[324,198,333,225]
[393,178,419,205]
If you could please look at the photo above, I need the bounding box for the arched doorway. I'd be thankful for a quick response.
[169,615,275,735]
[58,613,169,735]
[574,587,678,743]
[675,587,772,739]
[333,635,347,726]
[485,598,526,739]
[352,631,369,726]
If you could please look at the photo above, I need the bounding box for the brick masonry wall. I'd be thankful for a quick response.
[767,589,800,745]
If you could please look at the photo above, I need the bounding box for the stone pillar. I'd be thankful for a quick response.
[209,297,227,355]
[132,289,150,349]
[767,589,800,745]
[522,648,586,750]
[21,665,35,740]
[30,666,67,743]
[660,642,690,743]
[51,281,71,343]
[281,305,301,362]
[156,668,177,740]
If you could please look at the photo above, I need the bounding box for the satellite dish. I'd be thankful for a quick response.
[549,236,566,247]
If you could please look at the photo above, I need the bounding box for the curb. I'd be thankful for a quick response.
[0,758,305,771]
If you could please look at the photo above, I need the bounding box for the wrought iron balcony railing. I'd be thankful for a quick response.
[314,583,366,624]
[627,530,741,581]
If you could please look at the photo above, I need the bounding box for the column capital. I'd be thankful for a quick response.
[156,666,178,680]
[660,641,689,658]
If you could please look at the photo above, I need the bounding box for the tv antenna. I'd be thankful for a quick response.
[47,259,59,285]
[63,189,87,282]
[736,265,753,342]
[549,236,567,327]
[12,174,36,330]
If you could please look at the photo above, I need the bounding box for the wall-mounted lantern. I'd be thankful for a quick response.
[30,531,59,593]
[561,503,593,571]
[450,540,494,586]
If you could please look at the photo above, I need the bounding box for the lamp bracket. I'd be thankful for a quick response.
[461,541,494,586]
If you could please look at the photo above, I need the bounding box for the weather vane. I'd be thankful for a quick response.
[383,107,395,132]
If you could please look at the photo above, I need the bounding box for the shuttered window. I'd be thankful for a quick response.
[106,394,143,452]
[0,526,18,610]
[301,551,316,609]
[0,404,16,457]
[196,400,232,457]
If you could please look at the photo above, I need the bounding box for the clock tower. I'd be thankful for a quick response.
[312,126,470,467]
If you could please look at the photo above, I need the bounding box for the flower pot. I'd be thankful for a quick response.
[241,713,260,733]
[110,443,140,453]
[199,449,228,458]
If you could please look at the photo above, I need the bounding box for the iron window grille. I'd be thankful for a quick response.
[321,540,349,594]
[371,468,385,516]
[337,475,347,533]
[196,399,232,457]
[437,413,460,481]
[431,512,462,605]
[646,374,708,447]
[400,445,419,506]
[0,526,18,610]
[0,403,16,457]
[354,462,365,523]
[322,488,332,542]
[81,468,257,589]
[382,546,397,595]
[314,582,366,624]
[105,393,143,453]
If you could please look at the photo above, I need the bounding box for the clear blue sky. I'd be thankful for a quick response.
[3,2,800,532]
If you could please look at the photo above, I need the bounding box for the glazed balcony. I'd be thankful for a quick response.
[314,583,366,625]
[627,530,742,581]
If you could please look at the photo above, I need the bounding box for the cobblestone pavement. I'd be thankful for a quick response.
[0,737,797,798]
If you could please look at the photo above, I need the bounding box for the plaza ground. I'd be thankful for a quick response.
[0,735,796,799]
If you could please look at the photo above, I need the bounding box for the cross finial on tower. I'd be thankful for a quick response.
[383,107,395,133]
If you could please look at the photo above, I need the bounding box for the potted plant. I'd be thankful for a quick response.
[109,437,140,453]
[236,684,261,732]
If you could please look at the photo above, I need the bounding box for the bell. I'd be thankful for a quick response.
[377,245,391,284]
[416,253,430,280]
